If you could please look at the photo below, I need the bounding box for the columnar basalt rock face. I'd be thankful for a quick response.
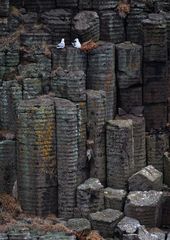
[92,0,118,10]
[99,10,125,44]
[67,218,91,232]
[57,0,78,9]
[0,80,22,132]
[142,14,168,130]
[116,113,146,172]
[51,68,86,102]
[116,216,141,238]
[162,192,170,227]
[116,42,143,112]
[124,191,163,227]
[163,152,170,186]
[89,209,123,238]
[87,90,106,185]
[72,11,100,42]
[128,165,163,191]
[106,120,134,190]
[41,9,72,45]
[52,47,87,72]
[87,42,116,119]
[0,132,16,194]
[55,98,78,219]
[0,0,9,17]
[127,7,148,44]
[104,188,127,211]
[24,0,56,12]
[146,132,169,172]
[0,0,170,237]
[77,178,104,218]
[17,97,57,216]
[76,102,87,186]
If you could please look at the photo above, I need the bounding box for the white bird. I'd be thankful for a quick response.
[72,38,81,49]
[57,38,65,49]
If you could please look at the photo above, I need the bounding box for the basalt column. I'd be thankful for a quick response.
[0,131,16,194]
[106,120,134,189]
[87,42,116,120]
[55,98,78,219]
[0,80,22,132]
[146,131,169,172]
[126,1,148,44]
[24,0,56,12]
[41,9,72,45]
[52,47,87,73]
[17,97,57,216]
[116,113,146,172]
[51,69,87,185]
[19,32,52,96]
[87,90,106,186]
[72,11,100,42]
[116,42,143,112]
[99,3,125,44]
[142,14,168,130]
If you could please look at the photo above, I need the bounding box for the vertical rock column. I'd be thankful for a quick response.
[0,132,16,194]
[17,97,57,216]
[165,13,170,114]
[0,80,22,132]
[98,0,125,44]
[24,0,56,12]
[57,0,78,9]
[106,120,134,189]
[19,32,52,97]
[72,11,100,42]
[87,42,116,120]
[51,69,87,185]
[126,2,148,44]
[142,14,168,130]
[52,47,87,72]
[116,42,143,112]
[52,47,87,185]
[41,9,72,45]
[87,90,106,186]
[0,0,9,17]
[55,98,78,219]
[146,131,169,172]
[116,114,146,172]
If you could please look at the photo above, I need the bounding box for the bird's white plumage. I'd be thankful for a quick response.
[57,38,65,49]
[72,38,81,48]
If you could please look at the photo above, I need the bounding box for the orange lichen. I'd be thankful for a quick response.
[117,2,130,18]
[86,231,104,240]
[81,40,98,53]
[0,193,22,217]
[34,108,56,175]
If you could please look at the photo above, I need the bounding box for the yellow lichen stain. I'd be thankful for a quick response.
[34,106,56,176]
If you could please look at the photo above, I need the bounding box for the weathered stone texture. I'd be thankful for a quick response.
[124,191,163,227]
[77,178,104,218]
[72,11,100,42]
[87,42,116,120]
[106,120,134,190]
[128,165,163,191]
[17,97,57,216]
[87,90,106,185]
[89,209,123,238]
[51,68,86,102]
[116,114,146,172]
[104,188,127,211]
[146,132,169,172]
[55,98,78,219]
[99,10,125,44]
[0,136,16,194]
